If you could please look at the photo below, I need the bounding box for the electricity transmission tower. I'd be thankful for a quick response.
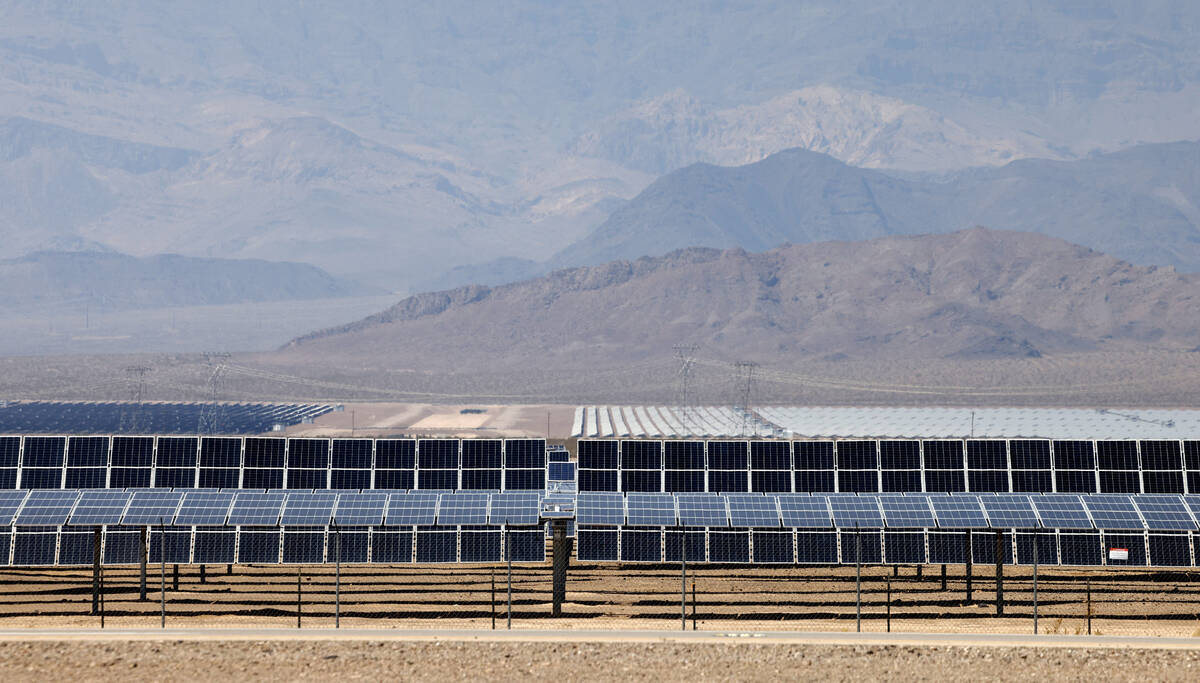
[198,352,231,434]
[121,365,152,433]
[733,361,758,436]
[673,344,700,434]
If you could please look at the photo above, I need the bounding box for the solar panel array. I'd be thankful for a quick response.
[0,402,333,435]
[0,436,548,491]
[578,439,1200,495]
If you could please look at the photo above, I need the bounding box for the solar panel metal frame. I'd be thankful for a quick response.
[15,489,81,526]
[437,492,490,525]
[675,493,729,527]
[331,492,388,526]
[279,492,338,526]
[67,490,133,526]
[1081,494,1145,530]
[777,494,833,528]
[226,492,287,527]
[928,494,989,528]
[173,491,235,526]
[725,493,781,528]
[576,492,625,525]
[1133,494,1198,531]
[121,491,185,526]
[827,495,884,528]
[879,494,937,528]
[625,493,677,526]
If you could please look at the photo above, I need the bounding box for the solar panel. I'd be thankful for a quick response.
[174,491,235,525]
[121,491,184,526]
[0,490,29,526]
[576,492,624,525]
[979,494,1039,528]
[489,492,541,525]
[725,493,781,527]
[68,490,132,526]
[1030,494,1093,529]
[1133,495,1198,531]
[331,492,388,526]
[385,492,438,526]
[777,494,833,528]
[1080,494,1144,530]
[15,490,80,526]
[879,495,936,528]
[626,493,677,526]
[675,493,729,527]
[227,492,286,526]
[279,492,337,526]
[828,495,884,528]
[929,495,989,528]
[437,492,489,525]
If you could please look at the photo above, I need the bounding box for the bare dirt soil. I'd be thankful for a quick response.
[3,639,1200,682]
[4,563,1200,638]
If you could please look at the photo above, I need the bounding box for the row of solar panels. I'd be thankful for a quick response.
[576,528,1200,567]
[3,489,1200,531]
[576,438,1200,495]
[0,402,334,435]
[575,492,1200,531]
[0,527,548,566]
[0,490,545,527]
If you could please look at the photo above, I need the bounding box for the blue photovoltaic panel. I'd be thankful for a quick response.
[15,489,80,526]
[675,493,729,527]
[828,495,884,528]
[725,493,781,527]
[1031,494,1093,529]
[174,491,235,525]
[626,493,676,526]
[548,462,576,481]
[385,492,438,526]
[67,490,132,525]
[332,492,387,526]
[437,492,489,525]
[279,492,337,526]
[576,492,624,525]
[1081,494,1144,530]
[980,494,1040,528]
[1133,495,1198,531]
[929,495,989,528]
[489,492,541,525]
[227,492,286,526]
[879,495,936,528]
[777,494,832,528]
[0,490,29,525]
[121,491,184,525]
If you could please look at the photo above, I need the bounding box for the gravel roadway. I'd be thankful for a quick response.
[1,633,1200,681]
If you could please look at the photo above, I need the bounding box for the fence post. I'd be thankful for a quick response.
[941,564,947,591]
[886,577,891,633]
[159,518,166,629]
[691,579,696,630]
[139,526,148,601]
[1033,533,1039,634]
[92,527,102,615]
[297,565,302,629]
[680,526,687,631]
[995,531,1004,616]
[491,566,496,630]
[855,525,862,633]
[334,525,341,629]
[200,564,206,583]
[965,529,973,605]
[1086,576,1091,635]
[506,526,513,630]
[551,520,569,618]
[99,563,105,629]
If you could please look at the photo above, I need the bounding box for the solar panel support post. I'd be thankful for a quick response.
[551,519,569,618]
[1086,577,1091,635]
[139,526,148,601]
[691,580,696,630]
[940,564,947,590]
[855,524,861,633]
[1032,533,1039,635]
[297,565,302,629]
[172,564,179,591]
[227,564,232,575]
[200,564,206,583]
[964,529,973,605]
[92,527,102,616]
[506,525,513,630]
[491,567,496,630]
[886,577,891,633]
[334,524,341,629]
[995,531,1004,617]
[159,518,166,629]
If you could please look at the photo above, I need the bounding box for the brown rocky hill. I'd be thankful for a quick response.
[280,229,1200,375]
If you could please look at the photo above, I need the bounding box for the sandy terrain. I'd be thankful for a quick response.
[284,403,576,438]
